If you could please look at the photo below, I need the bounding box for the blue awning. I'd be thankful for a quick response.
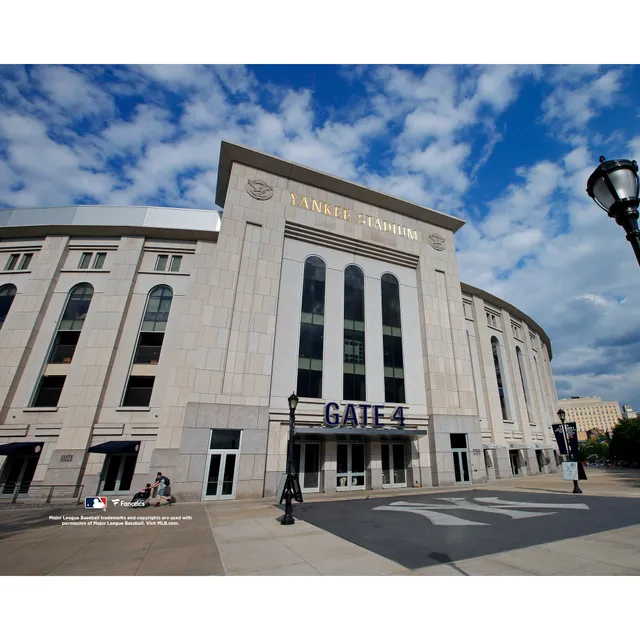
[0,441,44,455]
[88,441,140,454]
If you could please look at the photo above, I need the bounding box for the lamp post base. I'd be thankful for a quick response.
[572,480,583,494]
[281,511,295,525]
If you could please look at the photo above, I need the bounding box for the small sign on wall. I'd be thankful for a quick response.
[60,455,73,462]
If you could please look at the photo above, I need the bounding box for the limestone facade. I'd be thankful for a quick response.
[0,141,561,502]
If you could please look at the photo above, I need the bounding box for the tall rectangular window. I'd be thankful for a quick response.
[78,253,92,269]
[32,284,94,407]
[93,253,106,269]
[492,337,509,420]
[381,273,405,403]
[5,254,19,271]
[343,265,365,401]
[18,253,33,270]
[169,255,182,272]
[296,257,325,398]
[122,286,174,407]
[155,255,168,271]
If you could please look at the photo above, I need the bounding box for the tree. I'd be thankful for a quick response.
[609,417,640,465]
[579,438,609,463]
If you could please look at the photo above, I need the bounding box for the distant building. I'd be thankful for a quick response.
[622,404,637,419]
[558,397,622,437]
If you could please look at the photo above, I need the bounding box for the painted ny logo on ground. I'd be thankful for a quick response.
[373,497,589,526]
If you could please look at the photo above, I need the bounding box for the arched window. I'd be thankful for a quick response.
[141,285,173,333]
[516,346,533,422]
[491,336,509,420]
[343,265,365,401]
[296,257,325,398]
[32,283,94,407]
[123,285,174,407]
[381,273,405,403]
[0,284,17,330]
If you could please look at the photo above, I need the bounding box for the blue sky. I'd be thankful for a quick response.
[1,64,639,411]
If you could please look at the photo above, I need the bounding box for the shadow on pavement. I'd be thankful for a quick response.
[0,505,74,540]
[429,552,469,576]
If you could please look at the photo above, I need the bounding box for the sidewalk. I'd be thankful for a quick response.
[0,503,225,576]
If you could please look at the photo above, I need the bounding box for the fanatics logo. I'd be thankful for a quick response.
[85,497,107,509]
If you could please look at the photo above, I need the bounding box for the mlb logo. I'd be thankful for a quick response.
[85,496,107,509]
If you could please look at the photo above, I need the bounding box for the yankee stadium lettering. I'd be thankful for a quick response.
[289,192,419,242]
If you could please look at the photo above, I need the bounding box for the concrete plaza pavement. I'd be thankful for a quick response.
[0,502,225,576]
[1,468,640,576]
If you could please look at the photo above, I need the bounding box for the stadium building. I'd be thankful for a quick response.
[0,141,561,502]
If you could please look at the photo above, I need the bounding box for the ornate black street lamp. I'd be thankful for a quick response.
[587,156,640,266]
[281,392,299,525]
[557,408,582,494]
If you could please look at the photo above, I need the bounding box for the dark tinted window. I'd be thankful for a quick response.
[134,332,165,364]
[344,265,365,401]
[209,429,242,450]
[450,434,467,449]
[381,274,405,403]
[33,376,66,407]
[48,331,80,364]
[122,376,155,407]
[492,337,509,420]
[0,284,17,329]
[297,257,325,398]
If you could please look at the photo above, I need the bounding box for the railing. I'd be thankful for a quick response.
[0,483,84,505]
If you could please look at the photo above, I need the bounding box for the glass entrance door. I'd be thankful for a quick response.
[203,452,238,500]
[202,429,241,501]
[337,442,366,491]
[101,454,137,493]
[452,451,470,484]
[293,442,320,493]
[451,433,470,484]
[381,442,407,488]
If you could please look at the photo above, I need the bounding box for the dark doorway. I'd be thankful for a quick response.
[509,450,520,476]
[1,452,41,494]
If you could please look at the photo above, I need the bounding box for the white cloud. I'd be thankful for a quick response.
[542,67,625,135]
[35,66,115,118]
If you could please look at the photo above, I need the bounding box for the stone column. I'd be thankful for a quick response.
[369,440,382,489]
[324,438,337,493]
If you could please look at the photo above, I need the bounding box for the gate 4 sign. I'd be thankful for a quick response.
[323,402,406,428]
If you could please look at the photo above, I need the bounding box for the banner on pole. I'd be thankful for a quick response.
[565,422,580,457]
[552,424,568,455]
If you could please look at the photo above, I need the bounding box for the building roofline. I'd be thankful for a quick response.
[0,225,218,242]
[460,282,553,359]
[215,140,466,233]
